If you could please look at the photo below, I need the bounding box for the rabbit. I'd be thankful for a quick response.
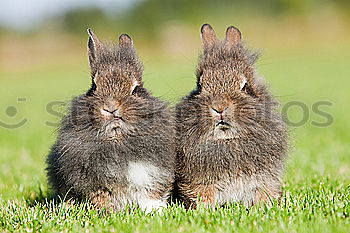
[46,29,175,212]
[174,24,288,208]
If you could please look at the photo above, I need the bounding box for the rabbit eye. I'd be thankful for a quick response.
[242,82,257,98]
[189,82,202,98]
[131,85,140,95]
[196,83,202,94]
[130,81,140,95]
[239,74,247,90]
[241,82,248,91]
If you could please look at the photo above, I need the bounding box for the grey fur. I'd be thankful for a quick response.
[174,24,288,208]
[46,30,175,211]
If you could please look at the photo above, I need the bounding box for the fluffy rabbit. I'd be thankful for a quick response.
[46,29,175,212]
[174,24,288,208]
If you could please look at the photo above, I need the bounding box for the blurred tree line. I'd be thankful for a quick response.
[3,0,348,39]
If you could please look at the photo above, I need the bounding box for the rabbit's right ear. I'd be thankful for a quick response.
[87,28,102,68]
[225,26,242,49]
[119,34,133,48]
[200,24,217,50]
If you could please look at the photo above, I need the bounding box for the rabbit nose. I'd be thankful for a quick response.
[210,107,227,121]
[211,107,224,114]
[112,109,122,119]
[101,105,122,119]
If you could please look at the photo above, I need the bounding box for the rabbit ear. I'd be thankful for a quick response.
[225,26,242,48]
[119,34,133,48]
[200,24,217,50]
[87,28,102,66]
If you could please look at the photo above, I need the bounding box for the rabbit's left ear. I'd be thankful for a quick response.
[87,28,102,67]
[200,24,217,50]
[119,34,133,48]
[225,26,242,48]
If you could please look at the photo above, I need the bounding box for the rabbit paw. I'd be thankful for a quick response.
[139,198,167,213]
[90,189,114,210]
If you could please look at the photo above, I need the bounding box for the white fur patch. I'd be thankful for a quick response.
[127,162,168,212]
[100,108,112,117]
[216,177,258,206]
[212,127,238,140]
[138,198,167,213]
[127,162,158,188]
[93,71,99,85]
[130,80,139,94]
[239,74,247,90]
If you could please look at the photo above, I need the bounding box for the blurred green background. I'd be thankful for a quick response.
[0,0,349,204]
[0,0,349,232]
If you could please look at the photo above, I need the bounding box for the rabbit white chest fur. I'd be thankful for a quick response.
[215,177,259,206]
[126,162,168,212]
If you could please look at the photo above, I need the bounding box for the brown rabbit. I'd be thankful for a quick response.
[174,24,288,208]
[46,29,175,212]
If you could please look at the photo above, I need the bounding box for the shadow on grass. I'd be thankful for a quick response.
[24,185,80,208]
[24,185,50,207]
[23,186,128,215]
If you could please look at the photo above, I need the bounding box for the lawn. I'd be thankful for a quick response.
[0,42,349,232]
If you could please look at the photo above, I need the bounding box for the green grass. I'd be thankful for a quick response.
[0,44,349,232]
